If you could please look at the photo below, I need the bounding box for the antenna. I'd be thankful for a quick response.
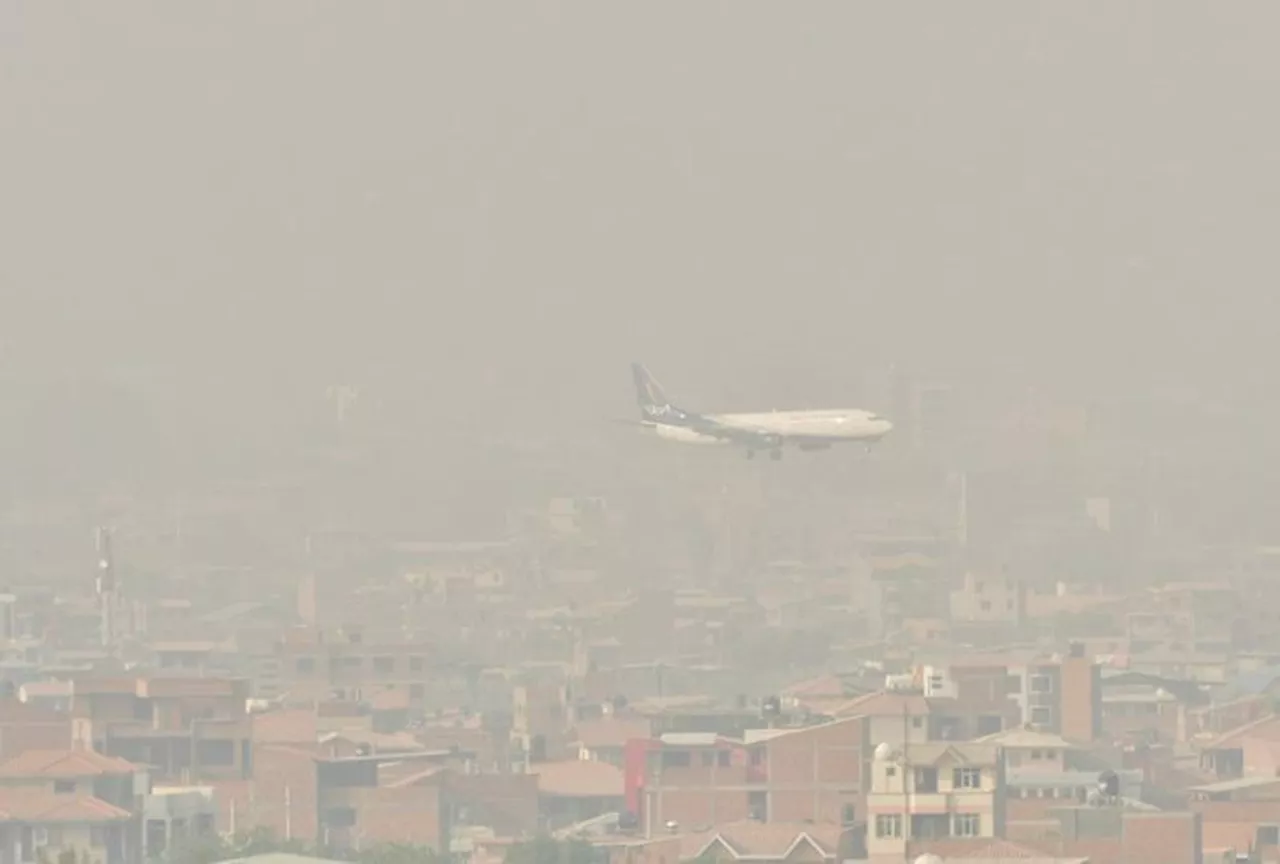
[95,527,119,649]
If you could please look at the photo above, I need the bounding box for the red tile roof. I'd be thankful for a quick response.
[685,822,845,860]
[0,749,135,779]
[833,690,931,718]
[0,789,131,823]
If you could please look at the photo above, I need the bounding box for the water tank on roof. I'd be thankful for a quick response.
[873,742,896,761]
[914,855,943,864]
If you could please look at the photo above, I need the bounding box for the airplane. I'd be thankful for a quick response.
[627,362,893,460]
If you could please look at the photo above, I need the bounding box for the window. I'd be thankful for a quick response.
[749,748,764,766]
[701,751,715,767]
[1030,675,1053,693]
[718,750,730,767]
[953,767,982,789]
[53,779,75,794]
[197,739,235,767]
[1030,707,1052,725]
[842,804,856,825]
[875,814,902,838]
[886,766,897,777]
[1030,749,1042,760]
[295,657,315,674]
[325,807,357,829]
[1258,825,1280,846]
[373,656,394,674]
[661,750,691,769]
[912,716,924,729]
[980,601,992,612]
[913,767,938,793]
[1043,749,1057,759]
[409,656,425,672]
[953,814,980,837]
[90,826,108,847]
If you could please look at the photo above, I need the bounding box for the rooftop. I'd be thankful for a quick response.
[0,749,136,779]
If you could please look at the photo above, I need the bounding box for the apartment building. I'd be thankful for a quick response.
[921,659,1023,741]
[625,716,869,836]
[0,749,145,864]
[315,749,476,852]
[864,741,1004,863]
[949,571,1024,626]
[1137,582,1242,655]
[273,629,435,707]
[71,676,252,783]
[1009,646,1101,741]
[0,698,76,758]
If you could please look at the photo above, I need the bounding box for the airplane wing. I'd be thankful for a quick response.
[685,416,782,449]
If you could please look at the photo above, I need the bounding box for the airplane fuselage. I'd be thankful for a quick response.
[645,409,892,448]
[629,362,894,459]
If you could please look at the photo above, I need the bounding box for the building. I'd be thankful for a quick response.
[0,748,146,864]
[314,749,470,852]
[949,571,1024,626]
[974,728,1077,775]
[273,630,435,708]
[864,741,1004,863]
[0,698,77,758]
[142,786,218,860]
[626,717,869,837]
[71,676,253,783]
[867,557,948,643]
[1010,646,1101,741]
[681,821,852,864]
[573,716,653,768]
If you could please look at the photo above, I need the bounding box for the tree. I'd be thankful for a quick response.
[504,836,601,864]
[161,829,438,864]
[358,842,440,864]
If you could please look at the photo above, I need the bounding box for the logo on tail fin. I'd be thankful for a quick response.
[631,362,687,422]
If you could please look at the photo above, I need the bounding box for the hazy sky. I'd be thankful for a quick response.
[4,1,1280,433]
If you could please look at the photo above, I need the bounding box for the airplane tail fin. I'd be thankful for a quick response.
[631,362,676,419]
